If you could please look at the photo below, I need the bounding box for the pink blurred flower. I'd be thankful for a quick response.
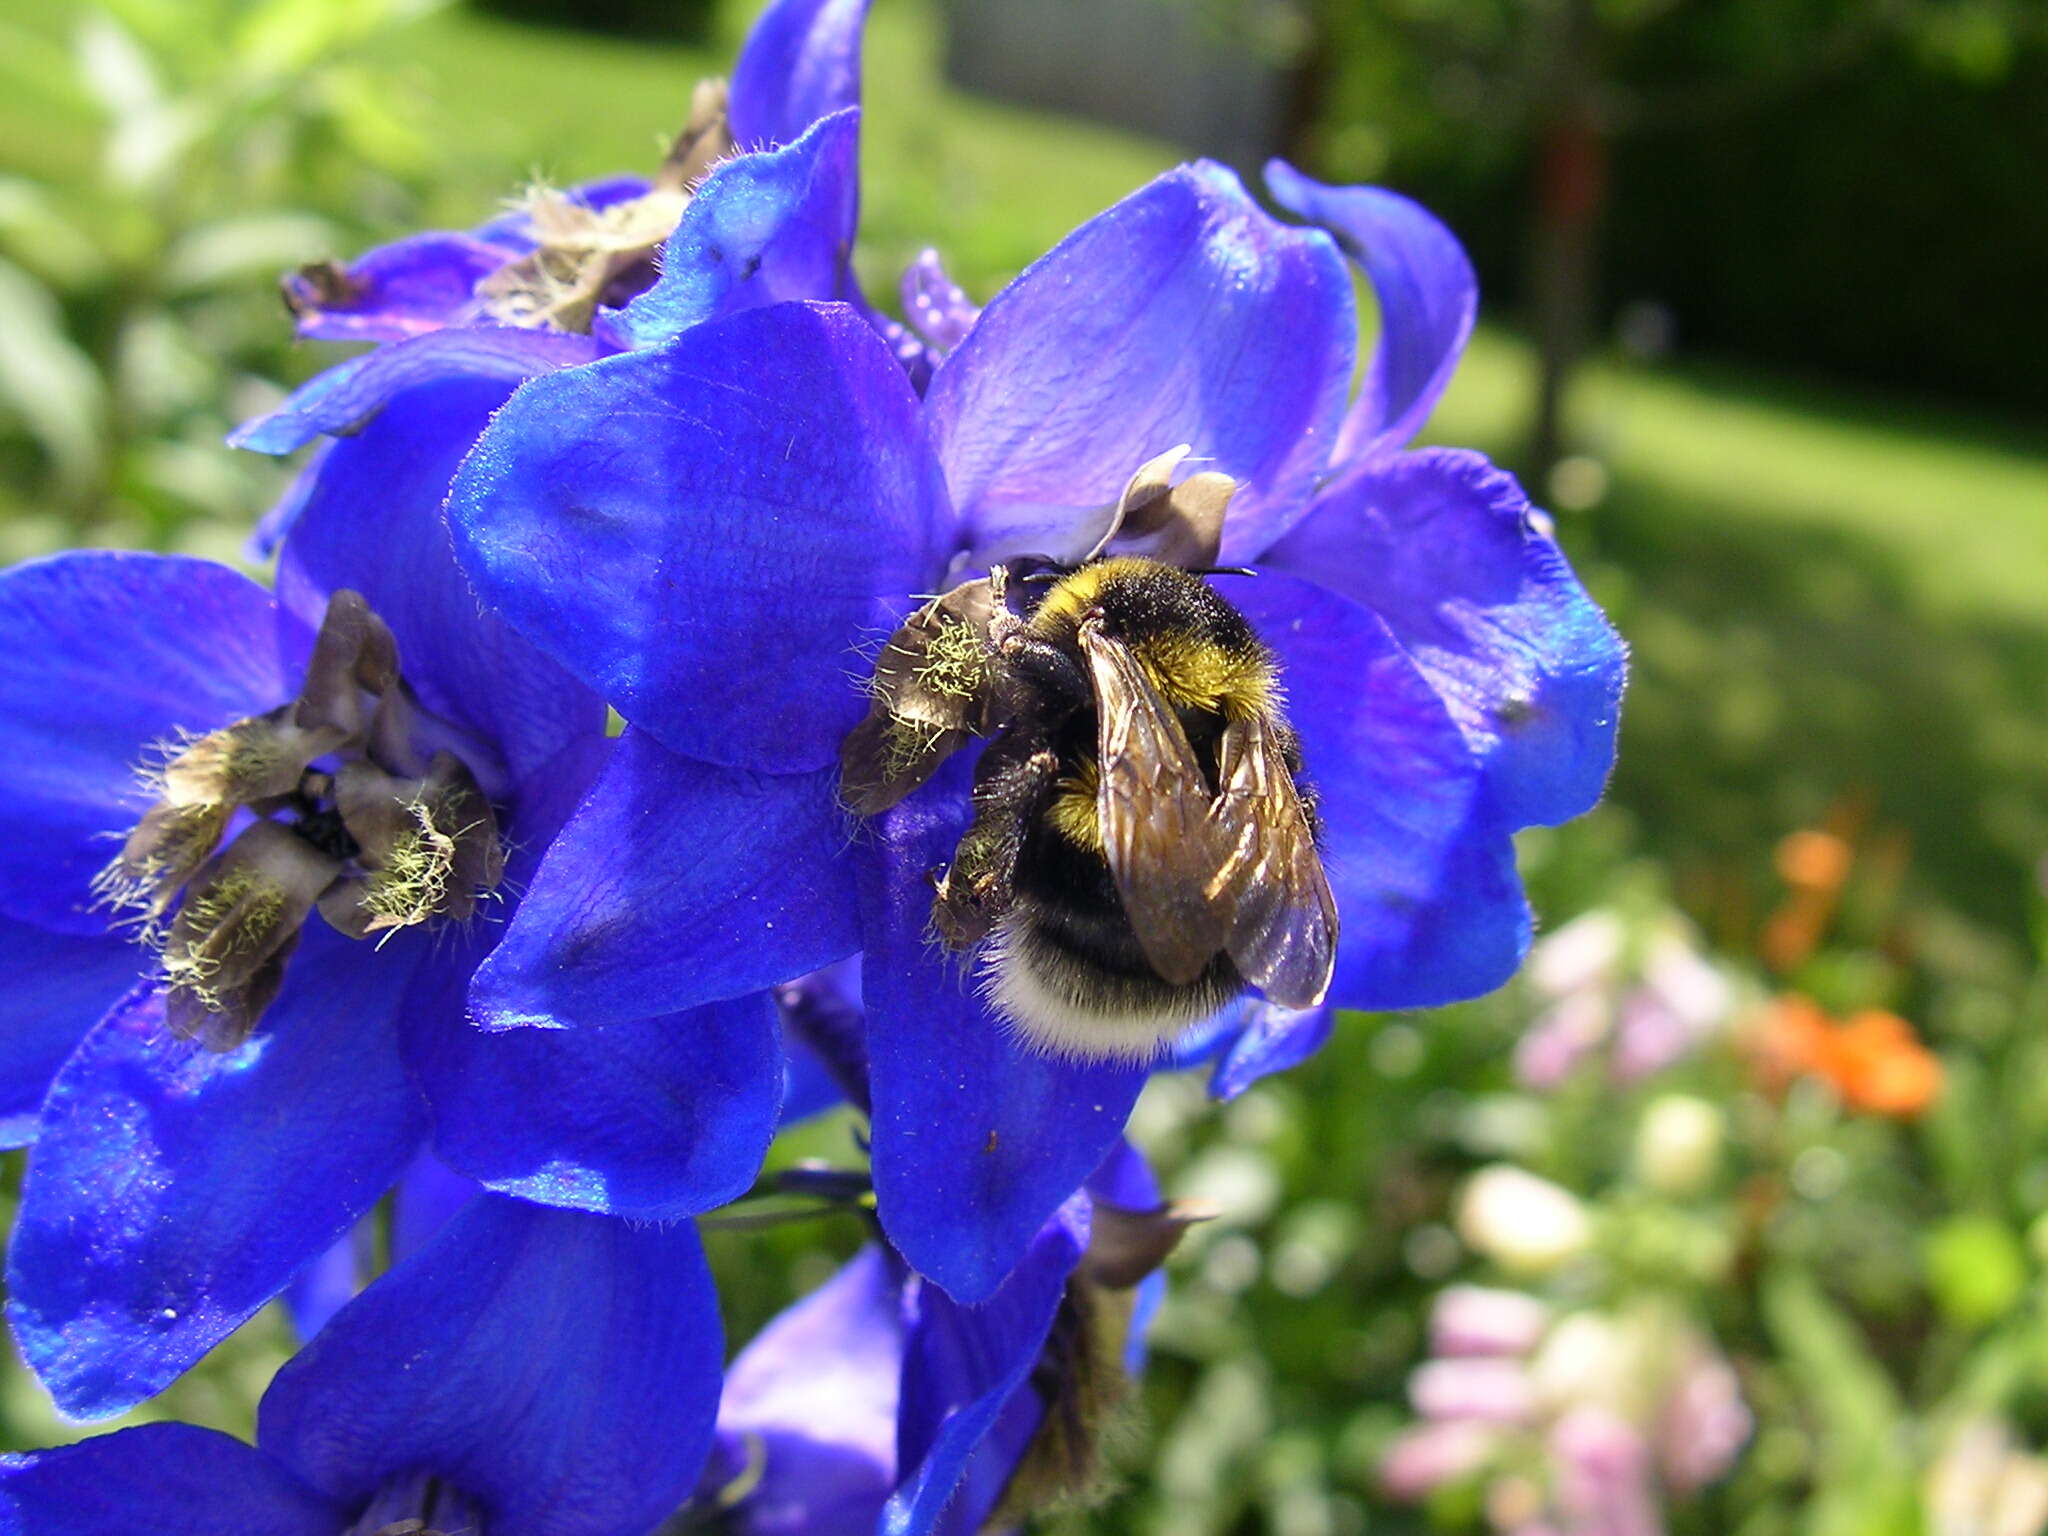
[1381,1420,1500,1499]
[1412,1357,1539,1424]
[1656,1340,1752,1494]
[1432,1285,1554,1358]
[1552,1407,1664,1536]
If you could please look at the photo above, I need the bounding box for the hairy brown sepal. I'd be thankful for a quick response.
[839,576,1007,815]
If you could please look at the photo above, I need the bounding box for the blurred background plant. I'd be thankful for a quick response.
[4,1,2048,1532]
[0,0,438,558]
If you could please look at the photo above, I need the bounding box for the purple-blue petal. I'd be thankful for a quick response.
[411,934,783,1220]
[1266,447,1625,829]
[1264,159,1477,466]
[244,438,330,561]
[0,919,145,1148]
[6,926,428,1420]
[469,729,858,1028]
[1232,570,1528,1010]
[257,1196,722,1536]
[1208,1000,1335,1101]
[390,1152,484,1263]
[0,552,288,935]
[274,375,606,792]
[1086,1136,1163,1210]
[717,1243,901,1535]
[884,1198,1088,1536]
[0,1423,345,1536]
[777,955,871,1114]
[862,758,1146,1304]
[283,232,505,343]
[924,160,1353,566]
[602,111,863,351]
[229,326,601,455]
[729,0,870,151]
[448,300,952,774]
[283,1224,368,1344]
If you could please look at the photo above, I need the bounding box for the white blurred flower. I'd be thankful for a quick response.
[1530,1312,1632,1416]
[1633,1095,1725,1197]
[1927,1418,2048,1536]
[1528,910,1627,998]
[1457,1166,1593,1277]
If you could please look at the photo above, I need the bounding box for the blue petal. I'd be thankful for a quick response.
[229,327,601,455]
[7,926,428,1420]
[730,0,869,150]
[411,934,783,1220]
[924,161,1353,566]
[0,1423,343,1536]
[284,232,505,343]
[244,439,330,562]
[1264,160,1478,465]
[448,300,953,774]
[274,376,606,792]
[283,1226,367,1344]
[1208,1001,1335,1101]
[1086,1136,1162,1209]
[390,1152,483,1263]
[469,729,858,1028]
[603,111,863,351]
[0,918,145,1148]
[257,1196,723,1536]
[862,758,1146,1304]
[777,954,872,1115]
[717,1244,901,1535]
[1231,571,1528,1010]
[0,553,288,935]
[884,1199,1087,1536]
[1266,447,1625,829]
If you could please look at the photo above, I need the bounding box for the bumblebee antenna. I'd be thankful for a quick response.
[1190,565,1257,578]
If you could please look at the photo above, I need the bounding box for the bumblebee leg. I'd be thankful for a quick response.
[997,632,1092,714]
[932,735,1061,950]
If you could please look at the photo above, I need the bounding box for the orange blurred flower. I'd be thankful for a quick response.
[1750,994,1942,1117]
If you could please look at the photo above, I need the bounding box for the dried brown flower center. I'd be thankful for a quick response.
[478,77,733,334]
[95,590,506,1050]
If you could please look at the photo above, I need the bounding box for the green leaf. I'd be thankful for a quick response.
[1761,1265,1919,1536]
[0,255,107,496]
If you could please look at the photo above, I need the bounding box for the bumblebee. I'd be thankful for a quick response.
[842,450,1338,1061]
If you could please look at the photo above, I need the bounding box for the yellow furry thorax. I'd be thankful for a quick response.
[1028,557,1279,719]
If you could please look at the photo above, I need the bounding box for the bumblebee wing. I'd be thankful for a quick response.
[1208,714,1339,1009]
[1081,621,1232,985]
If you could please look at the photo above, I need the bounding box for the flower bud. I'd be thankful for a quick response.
[1429,1285,1551,1358]
[1410,1357,1538,1424]
[1456,1166,1592,1277]
[1380,1420,1498,1500]
[1633,1095,1724,1197]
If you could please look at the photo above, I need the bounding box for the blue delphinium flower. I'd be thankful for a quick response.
[444,158,1623,1305]
[229,0,876,553]
[0,377,783,1421]
[0,1187,725,1536]
[696,980,1185,1536]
